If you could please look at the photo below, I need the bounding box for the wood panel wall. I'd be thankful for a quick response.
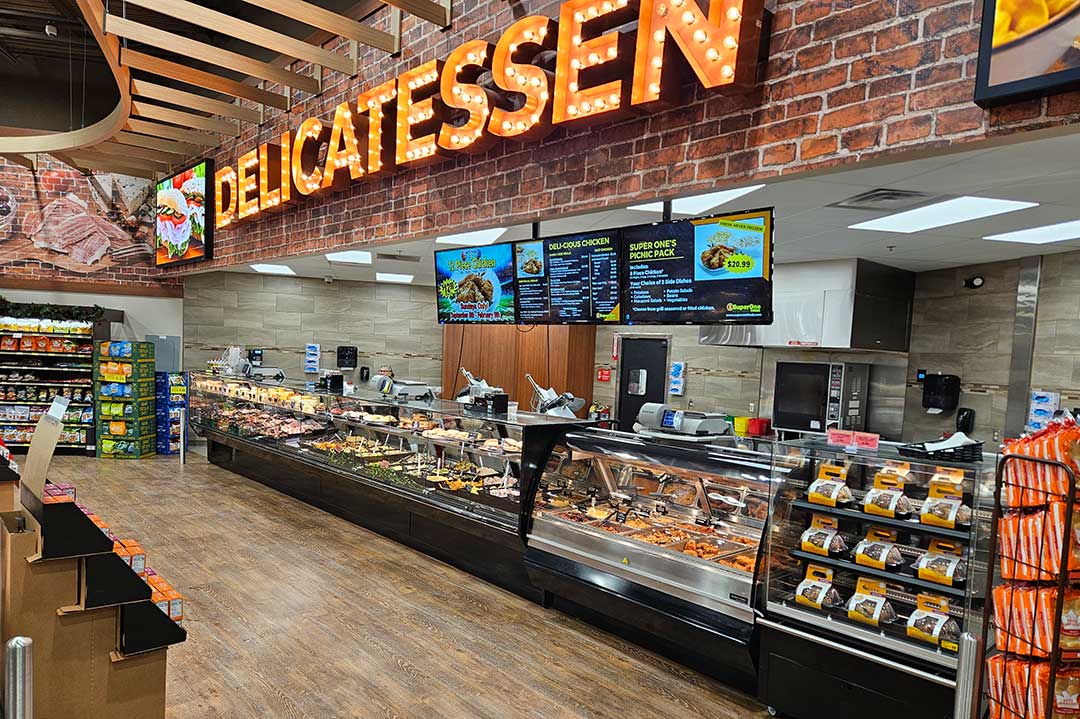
[440,325,596,412]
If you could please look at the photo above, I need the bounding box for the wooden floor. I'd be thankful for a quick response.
[48,453,767,719]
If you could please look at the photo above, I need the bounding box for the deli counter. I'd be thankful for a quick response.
[522,428,782,688]
[189,372,587,599]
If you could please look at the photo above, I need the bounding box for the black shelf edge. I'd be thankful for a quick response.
[789,549,966,599]
[22,486,114,559]
[791,499,971,542]
[84,552,152,609]
[118,601,187,655]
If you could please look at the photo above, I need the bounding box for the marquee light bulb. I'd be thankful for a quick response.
[724,35,738,49]
[727,6,741,20]
[682,10,695,23]
[693,29,707,42]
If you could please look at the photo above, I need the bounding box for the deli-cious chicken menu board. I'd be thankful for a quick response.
[514,232,621,324]
[435,244,517,324]
[621,210,774,325]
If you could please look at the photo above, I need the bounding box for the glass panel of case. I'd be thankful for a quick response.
[188,373,580,528]
[763,438,993,669]
[528,430,779,615]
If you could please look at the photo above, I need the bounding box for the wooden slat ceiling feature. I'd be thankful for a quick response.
[131,79,262,124]
[53,151,157,179]
[66,149,171,172]
[103,14,321,94]
[125,118,217,147]
[131,101,239,137]
[236,0,400,53]
[120,0,357,75]
[93,140,184,163]
[111,131,201,157]
[122,49,289,111]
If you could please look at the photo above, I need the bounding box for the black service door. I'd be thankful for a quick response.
[617,337,668,430]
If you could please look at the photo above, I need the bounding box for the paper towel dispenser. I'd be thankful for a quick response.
[923,374,961,415]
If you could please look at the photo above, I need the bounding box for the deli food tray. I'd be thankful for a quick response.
[530,510,758,621]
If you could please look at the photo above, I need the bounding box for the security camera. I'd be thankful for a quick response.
[44,24,57,37]
[323,276,333,285]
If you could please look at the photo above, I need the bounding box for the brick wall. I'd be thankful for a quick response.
[0,155,176,291]
[147,0,1080,277]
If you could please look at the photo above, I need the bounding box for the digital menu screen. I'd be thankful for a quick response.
[621,209,773,325]
[155,159,213,267]
[514,231,620,324]
[435,244,516,324]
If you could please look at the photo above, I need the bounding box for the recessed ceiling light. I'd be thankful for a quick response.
[326,250,373,264]
[434,227,506,246]
[376,272,414,284]
[627,185,766,215]
[250,264,295,275]
[849,196,1039,233]
[984,219,1080,244]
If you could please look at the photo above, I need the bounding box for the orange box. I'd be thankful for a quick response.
[112,543,132,567]
[121,540,146,575]
[151,590,169,616]
[163,589,183,622]
[149,578,170,594]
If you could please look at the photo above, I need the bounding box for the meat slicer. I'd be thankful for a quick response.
[526,373,585,418]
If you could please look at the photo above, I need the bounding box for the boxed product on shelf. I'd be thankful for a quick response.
[155,372,187,405]
[147,572,184,624]
[0,317,92,335]
[97,415,156,438]
[97,341,154,360]
[97,434,154,459]
[99,397,155,419]
[97,378,155,401]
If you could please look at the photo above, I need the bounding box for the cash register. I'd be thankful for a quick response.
[633,403,732,442]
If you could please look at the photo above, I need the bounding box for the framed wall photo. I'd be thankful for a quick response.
[155,159,214,267]
[974,0,1080,106]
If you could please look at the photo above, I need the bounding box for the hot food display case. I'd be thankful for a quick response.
[757,439,992,719]
[189,373,587,599]
[522,429,781,688]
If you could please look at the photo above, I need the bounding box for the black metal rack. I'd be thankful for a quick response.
[981,452,1078,719]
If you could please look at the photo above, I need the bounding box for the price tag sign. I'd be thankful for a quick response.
[615,510,629,523]
[826,429,855,447]
[854,432,881,450]
[654,501,668,515]
[694,515,711,526]
[47,395,70,421]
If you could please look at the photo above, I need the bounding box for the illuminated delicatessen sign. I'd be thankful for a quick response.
[214,0,768,228]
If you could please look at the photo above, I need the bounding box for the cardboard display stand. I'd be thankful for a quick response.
[0,413,182,718]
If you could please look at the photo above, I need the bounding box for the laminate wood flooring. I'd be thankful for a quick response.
[48,454,768,719]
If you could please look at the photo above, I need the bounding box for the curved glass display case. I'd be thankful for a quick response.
[189,372,586,598]
[522,428,781,685]
[758,438,993,719]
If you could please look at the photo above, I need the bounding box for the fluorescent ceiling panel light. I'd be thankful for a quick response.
[434,227,506,246]
[376,272,414,284]
[984,219,1080,244]
[250,264,295,275]
[672,185,766,215]
[626,185,766,215]
[627,202,664,213]
[849,196,1039,233]
[325,250,373,264]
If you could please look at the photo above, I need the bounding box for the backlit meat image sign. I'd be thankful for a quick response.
[213,0,769,228]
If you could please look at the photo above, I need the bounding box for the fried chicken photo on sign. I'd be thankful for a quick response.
[455,273,494,304]
[700,243,735,269]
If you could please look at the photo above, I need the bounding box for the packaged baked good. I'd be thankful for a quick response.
[854,528,904,570]
[863,471,911,518]
[795,564,843,610]
[921,472,972,528]
[808,464,852,507]
[1062,590,1080,651]
[906,594,961,650]
[915,539,967,586]
[846,578,897,626]
[800,514,848,557]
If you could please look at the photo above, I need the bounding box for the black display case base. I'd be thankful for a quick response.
[206,433,543,603]
[524,548,758,693]
[757,620,953,719]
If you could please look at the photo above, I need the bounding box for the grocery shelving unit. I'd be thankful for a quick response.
[154,372,187,455]
[0,324,95,454]
[758,439,992,719]
[94,342,157,459]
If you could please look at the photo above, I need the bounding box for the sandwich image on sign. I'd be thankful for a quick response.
[156,188,191,259]
[155,160,212,267]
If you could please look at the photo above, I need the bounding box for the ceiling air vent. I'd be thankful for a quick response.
[828,188,942,212]
[375,252,422,263]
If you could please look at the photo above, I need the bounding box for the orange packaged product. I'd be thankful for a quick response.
[120,540,146,575]
[163,589,184,622]
[993,585,1057,657]
[151,590,169,615]
[18,336,32,352]
[997,657,1052,719]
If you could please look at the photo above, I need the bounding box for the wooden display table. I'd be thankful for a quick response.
[0,413,184,718]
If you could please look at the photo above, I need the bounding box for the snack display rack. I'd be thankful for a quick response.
[982,424,1080,719]
[0,319,95,453]
[522,428,777,687]
[189,372,586,599]
[155,372,187,455]
[758,439,992,719]
[94,341,157,459]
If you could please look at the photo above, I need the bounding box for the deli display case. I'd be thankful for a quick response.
[757,438,993,719]
[522,428,782,688]
[189,373,587,599]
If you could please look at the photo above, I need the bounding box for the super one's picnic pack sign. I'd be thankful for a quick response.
[213,0,769,229]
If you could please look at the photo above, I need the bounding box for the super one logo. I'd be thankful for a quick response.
[214,0,766,228]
